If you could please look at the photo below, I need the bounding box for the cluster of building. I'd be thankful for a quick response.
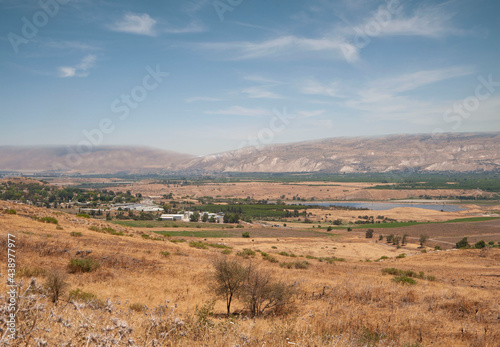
[161,211,225,223]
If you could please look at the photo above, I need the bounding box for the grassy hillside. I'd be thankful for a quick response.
[1,201,499,346]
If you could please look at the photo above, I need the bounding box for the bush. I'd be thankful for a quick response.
[280,261,309,269]
[236,224,244,228]
[262,252,279,263]
[392,275,416,285]
[271,246,277,249]
[129,303,145,312]
[18,266,46,278]
[221,249,232,254]
[160,251,170,256]
[456,237,469,249]
[236,248,256,258]
[242,232,250,238]
[44,271,69,304]
[396,253,406,259]
[76,213,90,218]
[68,258,100,273]
[189,241,208,249]
[70,232,82,237]
[4,209,16,214]
[69,288,97,303]
[347,227,352,232]
[434,245,441,250]
[474,240,486,249]
[39,216,58,224]
[327,226,333,232]
[365,229,374,238]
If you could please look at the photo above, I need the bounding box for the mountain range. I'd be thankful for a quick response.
[1,132,499,175]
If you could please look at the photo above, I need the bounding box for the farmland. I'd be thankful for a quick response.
[1,174,499,346]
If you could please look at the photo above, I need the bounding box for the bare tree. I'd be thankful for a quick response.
[211,256,248,316]
[419,234,429,248]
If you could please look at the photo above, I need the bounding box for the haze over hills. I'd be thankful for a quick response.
[1,132,499,175]
[0,146,194,175]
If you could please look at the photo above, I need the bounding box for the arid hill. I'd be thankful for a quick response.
[1,132,499,174]
[0,146,194,175]
[182,132,500,173]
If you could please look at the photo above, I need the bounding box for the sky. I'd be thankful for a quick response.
[1,0,499,156]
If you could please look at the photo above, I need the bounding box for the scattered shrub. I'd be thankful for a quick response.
[236,248,256,258]
[456,237,469,249]
[69,288,97,303]
[365,229,374,238]
[38,216,59,224]
[434,245,441,250]
[18,266,46,278]
[280,261,309,269]
[392,275,416,285]
[221,249,232,254]
[44,271,69,304]
[160,251,170,256]
[129,303,145,312]
[396,253,406,259]
[474,240,486,249]
[4,209,17,214]
[70,232,82,237]
[242,232,250,238]
[189,241,208,249]
[76,213,90,218]
[68,258,100,273]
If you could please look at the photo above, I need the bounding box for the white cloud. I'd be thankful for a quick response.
[359,66,474,103]
[296,109,326,118]
[58,54,97,78]
[198,35,359,62]
[205,106,271,117]
[185,96,222,103]
[164,21,206,34]
[242,87,284,99]
[300,79,342,97]
[109,13,157,36]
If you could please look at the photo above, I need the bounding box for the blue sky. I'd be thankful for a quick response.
[1,0,499,156]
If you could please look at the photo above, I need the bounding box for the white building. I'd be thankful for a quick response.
[160,214,184,221]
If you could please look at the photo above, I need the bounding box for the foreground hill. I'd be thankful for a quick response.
[183,132,500,173]
[0,201,499,346]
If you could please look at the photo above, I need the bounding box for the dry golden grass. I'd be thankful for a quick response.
[1,201,499,346]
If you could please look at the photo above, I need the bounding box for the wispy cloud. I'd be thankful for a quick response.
[185,96,222,103]
[197,35,359,62]
[358,66,474,103]
[109,13,157,36]
[58,54,97,78]
[345,4,464,39]
[242,87,284,99]
[164,21,206,34]
[205,106,271,117]
[45,40,101,51]
[300,79,343,97]
[296,109,326,119]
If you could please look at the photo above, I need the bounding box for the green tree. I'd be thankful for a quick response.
[419,234,429,248]
[456,237,469,249]
[190,212,200,222]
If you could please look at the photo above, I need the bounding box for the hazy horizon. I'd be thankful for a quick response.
[1,0,499,155]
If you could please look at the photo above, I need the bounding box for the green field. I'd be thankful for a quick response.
[332,216,500,230]
[111,220,225,229]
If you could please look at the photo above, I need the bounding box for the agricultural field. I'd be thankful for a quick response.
[1,194,499,346]
[1,174,499,346]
